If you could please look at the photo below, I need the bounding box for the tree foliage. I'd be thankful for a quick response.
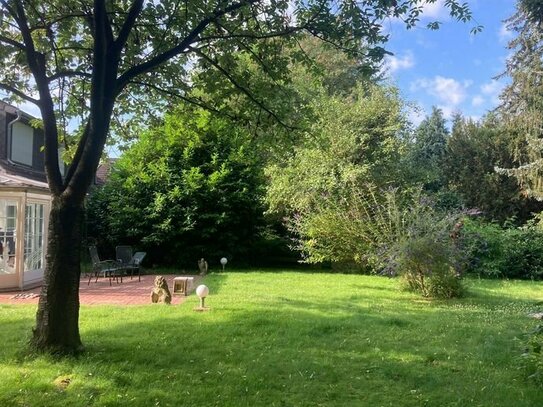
[267,84,410,267]
[267,84,408,214]
[444,115,543,222]
[497,0,543,198]
[407,106,449,192]
[88,107,264,266]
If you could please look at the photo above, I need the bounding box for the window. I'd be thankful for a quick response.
[11,121,34,166]
[24,203,44,272]
[0,200,17,274]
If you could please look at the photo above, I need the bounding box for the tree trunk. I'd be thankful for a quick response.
[31,195,85,354]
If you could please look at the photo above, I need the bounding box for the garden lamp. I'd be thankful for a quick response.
[195,284,209,309]
[220,257,228,271]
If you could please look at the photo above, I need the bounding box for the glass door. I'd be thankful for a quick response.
[24,203,45,272]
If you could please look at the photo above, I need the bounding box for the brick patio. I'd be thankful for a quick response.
[0,274,201,305]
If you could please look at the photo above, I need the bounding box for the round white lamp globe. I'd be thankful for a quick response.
[195,284,209,309]
[220,257,228,270]
[196,284,209,298]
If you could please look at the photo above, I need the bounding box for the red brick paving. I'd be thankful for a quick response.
[0,274,202,306]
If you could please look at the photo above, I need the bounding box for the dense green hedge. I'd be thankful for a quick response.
[461,219,543,280]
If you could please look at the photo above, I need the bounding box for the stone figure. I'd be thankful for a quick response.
[198,258,208,275]
[150,275,172,304]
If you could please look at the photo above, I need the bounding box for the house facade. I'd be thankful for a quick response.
[0,101,52,291]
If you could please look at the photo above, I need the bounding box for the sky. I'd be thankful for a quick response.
[9,0,517,135]
[383,0,517,126]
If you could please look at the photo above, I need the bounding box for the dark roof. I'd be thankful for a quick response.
[0,100,37,121]
[95,158,118,185]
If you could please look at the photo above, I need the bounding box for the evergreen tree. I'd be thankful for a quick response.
[497,1,543,198]
[444,115,542,222]
[409,107,449,192]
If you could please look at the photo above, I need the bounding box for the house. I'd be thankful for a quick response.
[0,101,52,291]
[95,157,118,186]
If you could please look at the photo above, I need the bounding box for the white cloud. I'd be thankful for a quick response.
[437,104,455,120]
[420,0,449,20]
[472,95,485,107]
[480,79,504,106]
[410,75,471,107]
[384,51,415,74]
[407,105,427,127]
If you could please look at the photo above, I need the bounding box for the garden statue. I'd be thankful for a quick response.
[150,276,172,304]
[198,258,208,275]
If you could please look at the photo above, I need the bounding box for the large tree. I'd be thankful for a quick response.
[408,106,449,192]
[497,0,543,197]
[444,114,542,222]
[0,0,474,353]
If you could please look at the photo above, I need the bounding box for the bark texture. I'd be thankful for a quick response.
[31,196,85,354]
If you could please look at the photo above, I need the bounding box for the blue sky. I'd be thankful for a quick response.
[10,1,516,134]
[383,0,516,126]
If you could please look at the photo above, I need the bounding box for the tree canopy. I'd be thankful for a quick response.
[497,0,543,198]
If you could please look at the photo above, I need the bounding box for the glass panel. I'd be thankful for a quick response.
[11,121,34,166]
[0,200,17,274]
[24,203,45,272]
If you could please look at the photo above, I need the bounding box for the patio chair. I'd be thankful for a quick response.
[115,245,133,265]
[123,252,146,282]
[88,246,123,285]
[116,246,145,281]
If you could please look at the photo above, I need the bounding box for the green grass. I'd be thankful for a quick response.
[1,271,543,406]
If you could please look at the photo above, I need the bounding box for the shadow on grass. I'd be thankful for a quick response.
[1,277,543,407]
[60,304,543,406]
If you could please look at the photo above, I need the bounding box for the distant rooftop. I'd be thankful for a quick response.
[95,158,118,185]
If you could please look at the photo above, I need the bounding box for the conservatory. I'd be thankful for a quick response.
[0,172,50,291]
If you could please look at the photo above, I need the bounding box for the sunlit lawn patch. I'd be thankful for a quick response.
[1,271,542,406]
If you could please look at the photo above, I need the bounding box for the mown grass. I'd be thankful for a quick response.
[1,271,543,406]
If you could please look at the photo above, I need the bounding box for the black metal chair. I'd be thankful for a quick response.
[115,245,133,265]
[123,252,146,282]
[88,246,123,285]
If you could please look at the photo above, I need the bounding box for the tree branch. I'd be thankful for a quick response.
[198,26,301,42]
[94,0,114,47]
[47,71,92,82]
[0,83,40,105]
[0,34,26,51]
[190,47,296,131]
[29,12,89,31]
[114,0,144,52]
[127,79,242,122]
[12,0,63,194]
[115,0,259,94]
[63,121,89,187]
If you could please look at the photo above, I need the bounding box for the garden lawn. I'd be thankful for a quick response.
[1,271,543,407]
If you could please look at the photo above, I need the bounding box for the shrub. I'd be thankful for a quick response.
[87,108,267,267]
[519,323,543,385]
[461,219,543,280]
[388,199,465,298]
[395,235,464,298]
[288,183,465,297]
